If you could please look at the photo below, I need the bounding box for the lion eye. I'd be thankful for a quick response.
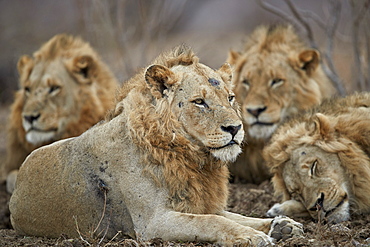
[271,78,284,88]
[192,98,208,108]
[242,79,250,86]
[310,160,318,177]
[49,85,61,94]
[24,87,31,93]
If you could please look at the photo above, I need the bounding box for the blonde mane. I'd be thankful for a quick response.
[109,45,228,214]
[34,34,96,61]
[265,92,370,213]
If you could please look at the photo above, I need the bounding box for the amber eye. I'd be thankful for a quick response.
[49,85,61,94]
[242,79,250,85]
[271,78,284,87]
[192,98,208,108]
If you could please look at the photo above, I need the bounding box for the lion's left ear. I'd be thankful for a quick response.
[145,64,177,99]
[313,113,334,139]
[217,63,233,86]
[298,49,320,76]
[226,50,241,65]
[69,55,97,84]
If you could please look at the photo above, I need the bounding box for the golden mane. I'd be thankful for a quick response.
[265,92,370,212]
[34,34,96,61]
[108,45,228,214]
[243,24,306,53]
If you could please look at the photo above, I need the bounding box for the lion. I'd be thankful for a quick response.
[227,24,336,184]
[1,34,119,192]
[264,92,370,223]
[9,46,303,246]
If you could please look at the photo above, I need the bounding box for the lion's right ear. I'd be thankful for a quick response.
[68,55,97,84]
[145,65,177,99]
[299,49,320,76]
[226,50,241,65]
[313,113,334,139]
[17,55,34,82]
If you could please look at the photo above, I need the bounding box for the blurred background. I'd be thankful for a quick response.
[0,0,369,104]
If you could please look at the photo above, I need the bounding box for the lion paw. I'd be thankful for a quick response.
[222,231,274,247]
[268,216,303,242]
[266,203,284,217]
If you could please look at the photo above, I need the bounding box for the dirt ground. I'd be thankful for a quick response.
[0,105,370,247]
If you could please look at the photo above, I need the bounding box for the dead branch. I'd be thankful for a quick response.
[258,0,348,95]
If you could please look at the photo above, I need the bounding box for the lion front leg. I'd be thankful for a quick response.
[142,211,273,246]
[266,199,310,218]
[219,211,304,242]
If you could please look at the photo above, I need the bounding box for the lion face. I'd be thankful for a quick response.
[231,50,322,141]
[20,59,78,145]
[145,63,244,162]
[282,145,350,223]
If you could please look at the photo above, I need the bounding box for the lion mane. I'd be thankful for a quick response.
[227,24,335,184]
[264,92,370,222]
[2,34,119,189]
[10,45,302,245]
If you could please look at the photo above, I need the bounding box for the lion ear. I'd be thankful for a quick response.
[299,49,320,76]
[70,55,96,84]
[145,64,177,99]
[314,113,333,138]
[217,63,233,85]
[226,50,241,65]
[17,55,34,84]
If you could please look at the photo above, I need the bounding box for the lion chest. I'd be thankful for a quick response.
[166,165,229,214]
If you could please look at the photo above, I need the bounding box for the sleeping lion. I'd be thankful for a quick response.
[10,46,303,246]
[2,34,119,193]
[265,92,370,223]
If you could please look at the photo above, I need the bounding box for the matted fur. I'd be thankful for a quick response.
[10,46,302,246]
[227,24,335,183]
[2,34,119,188]
[264,92,370,223]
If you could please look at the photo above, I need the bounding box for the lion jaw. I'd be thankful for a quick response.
[22,119,57,145]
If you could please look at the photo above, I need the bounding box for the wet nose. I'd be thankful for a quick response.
[221,124,242,137]
[247,106,267,118]
[24,114,40,124]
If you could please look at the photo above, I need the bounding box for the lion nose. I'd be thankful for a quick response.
[221,124,242,137]
[24,114,41,124]
[247,106,267,118]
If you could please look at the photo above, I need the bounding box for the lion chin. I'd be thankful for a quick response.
[248,124,278,141]
[210,143,242,162]
[25,130,56,145]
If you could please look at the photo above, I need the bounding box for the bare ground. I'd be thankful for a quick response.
[0,105,370,246]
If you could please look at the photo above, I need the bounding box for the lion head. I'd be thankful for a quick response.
[2,34,118,183]
[227,24,335,183]
[113,45,244,166]
[264,92,370,223]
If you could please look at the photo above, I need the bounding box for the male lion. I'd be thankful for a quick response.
[10,46,303,246]
[227,24,335,183]
[264,92,370,223]
[2,34,119,192]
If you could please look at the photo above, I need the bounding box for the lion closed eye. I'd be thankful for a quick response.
[2,34,119,193]
[227,24,335,184]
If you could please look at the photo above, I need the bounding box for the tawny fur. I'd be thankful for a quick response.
[2,34,119,185]
[264,92,370,222]
[227,24,335,184]
[10,46,303,246]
